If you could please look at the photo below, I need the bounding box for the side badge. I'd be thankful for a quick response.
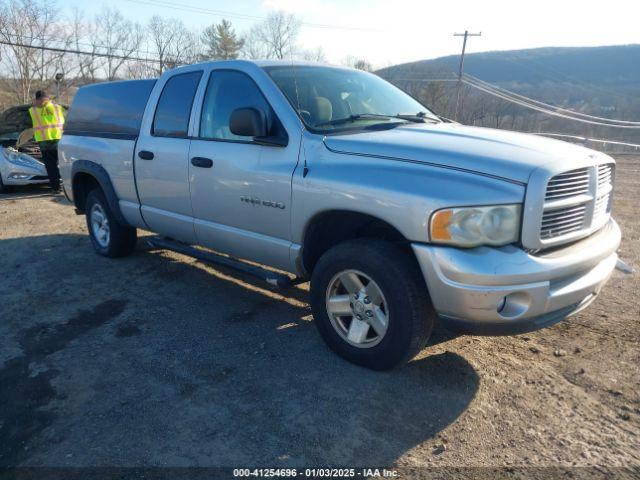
[241,196,285,210]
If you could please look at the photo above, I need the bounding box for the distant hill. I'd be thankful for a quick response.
[378,44,640,90]
[377,45,640,147]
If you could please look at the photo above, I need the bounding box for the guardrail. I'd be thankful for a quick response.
[531,133,640,154]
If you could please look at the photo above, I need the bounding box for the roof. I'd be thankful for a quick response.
[179,58,354,70]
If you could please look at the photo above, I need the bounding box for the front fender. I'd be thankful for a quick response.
[292,136,526,245]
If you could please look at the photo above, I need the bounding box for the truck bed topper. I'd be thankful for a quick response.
[64,79,156,140]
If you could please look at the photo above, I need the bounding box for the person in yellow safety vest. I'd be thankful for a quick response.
[29,90,65,192]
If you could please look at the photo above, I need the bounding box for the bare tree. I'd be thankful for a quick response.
[253,11,301,60]
[484,96,512,128]
[342,55,372,72]
[300,46,326,62]
[95,7,144,80]
[242,25,271,59]
[147,15,173,75]
[124,60,157,80]
[421,82,448,112]
[70,8,103,82]
[0,0,70,103]
[147,16,199,75]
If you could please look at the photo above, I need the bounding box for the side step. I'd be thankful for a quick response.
[146,236,304,289]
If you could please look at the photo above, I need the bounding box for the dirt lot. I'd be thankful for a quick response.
[0,155,638,476]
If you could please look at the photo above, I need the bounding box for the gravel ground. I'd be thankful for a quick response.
[0,155,638,477]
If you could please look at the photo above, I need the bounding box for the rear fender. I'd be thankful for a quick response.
[71,160,129,226]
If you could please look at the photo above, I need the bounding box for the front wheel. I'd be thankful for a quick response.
[310,239,435,370]
[85,189,137,257]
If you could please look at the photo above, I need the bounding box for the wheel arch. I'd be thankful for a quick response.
[71,160,129,226]
[300,209,412,276]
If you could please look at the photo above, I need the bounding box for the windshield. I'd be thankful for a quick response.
[0,132,19,140]
[264,65,439,133]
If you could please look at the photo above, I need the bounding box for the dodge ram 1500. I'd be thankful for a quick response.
[60,61,621,370]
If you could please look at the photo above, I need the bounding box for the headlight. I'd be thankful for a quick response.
[3,149,40,169]
[430,204,521,247]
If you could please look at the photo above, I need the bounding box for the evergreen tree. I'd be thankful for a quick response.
[201,19,244,60]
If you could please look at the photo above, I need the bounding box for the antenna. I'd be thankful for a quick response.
[287,44,308,177]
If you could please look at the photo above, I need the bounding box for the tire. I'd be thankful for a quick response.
[0,174,8,194]
[310,239,435,370]
[85,189,137,258]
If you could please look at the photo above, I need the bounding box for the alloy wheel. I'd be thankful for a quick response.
[325,269,389,348]
[90,203,110,248]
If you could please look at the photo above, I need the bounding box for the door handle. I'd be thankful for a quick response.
[191,157,213,168]
[138,150,154,160]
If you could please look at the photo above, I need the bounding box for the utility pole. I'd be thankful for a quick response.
[453,30,481,121]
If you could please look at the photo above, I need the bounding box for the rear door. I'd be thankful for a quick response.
[135,70,203,243]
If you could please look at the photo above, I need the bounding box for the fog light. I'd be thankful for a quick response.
[9,173,30,180]
[497,296,507,313]
[497,292,531,318]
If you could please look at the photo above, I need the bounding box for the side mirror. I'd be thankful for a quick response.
[229,107,268,137]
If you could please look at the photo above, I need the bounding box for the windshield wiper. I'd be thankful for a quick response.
[315,113,402,127]
[397,112,440,123]
[315,112,439,128]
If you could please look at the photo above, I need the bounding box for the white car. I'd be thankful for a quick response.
[0,104,54,193]
[0,145,49,192]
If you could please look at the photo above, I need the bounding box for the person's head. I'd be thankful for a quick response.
[34,90,50,107]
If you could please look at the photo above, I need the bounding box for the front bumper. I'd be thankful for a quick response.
[412,219,621,335]
[3,173,49,186]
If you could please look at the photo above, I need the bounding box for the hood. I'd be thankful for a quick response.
[323,123,605,183]
[0,104,69,135]
[0,106,33,135]
[1,147,46,173]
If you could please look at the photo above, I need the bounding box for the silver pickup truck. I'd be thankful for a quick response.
[60,60,621,370]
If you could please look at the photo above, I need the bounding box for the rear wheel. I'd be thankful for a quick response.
[310,239,435,370]
[85,189,137,257]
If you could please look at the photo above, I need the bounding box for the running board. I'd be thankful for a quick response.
[146,236,304,289]
[615,259,634,275]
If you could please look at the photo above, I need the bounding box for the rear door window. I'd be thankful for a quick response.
[152,71,202,138]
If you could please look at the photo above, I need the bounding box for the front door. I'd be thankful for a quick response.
[188,69,298,270]
[135,70,203,243]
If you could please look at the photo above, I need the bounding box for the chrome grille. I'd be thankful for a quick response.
[538,163,615,245]
[597,164,613,190]
[544,167,590,201]
[593,192,611,221]
[593,164,614,226]
[540,204,587,239]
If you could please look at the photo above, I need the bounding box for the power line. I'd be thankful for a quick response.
[125,0,381,32]
[391,77,459,82]
[1,31,160,60]
[530,133,640,149]
[459,78,640,128]
[464,74,640,126]
[0,38,163,64]
[390,74,640,127]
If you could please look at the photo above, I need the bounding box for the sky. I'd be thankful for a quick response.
[60,0,640,68]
